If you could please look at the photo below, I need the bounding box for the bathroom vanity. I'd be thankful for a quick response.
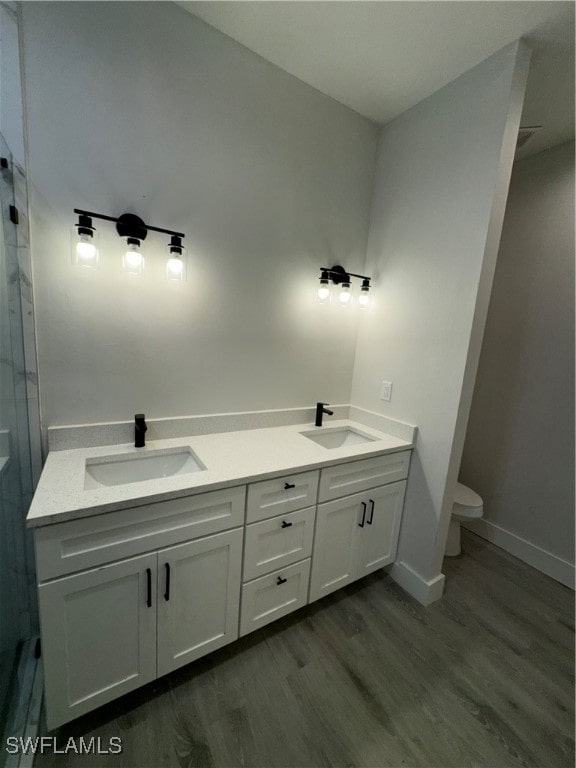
[27,420,413,730]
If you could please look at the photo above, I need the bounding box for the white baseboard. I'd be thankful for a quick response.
[463,519,575,590]
[387,561,445,606]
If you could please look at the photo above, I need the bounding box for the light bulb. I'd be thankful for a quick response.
[358,278,371,308]
[167,256,184,281]
[358,292,370,309]
[76,234,97,261]
[317,281,331,304]
[123,242,144,275]
[125,249,142,268]
[338,284,352,306]
[167,257,183,275]
[166,236,186,281]
[71,218,99,267]
[317,270,331,304]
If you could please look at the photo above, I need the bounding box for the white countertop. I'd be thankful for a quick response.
[27,419,413,528]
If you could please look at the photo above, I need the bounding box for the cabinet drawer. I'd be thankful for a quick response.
[246,470,319,523]
[318,451,410,502]
[35,485,246,581]
[243,506,315,581]
[240,559,311,636]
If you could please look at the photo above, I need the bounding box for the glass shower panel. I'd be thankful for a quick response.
[0,133,36,735]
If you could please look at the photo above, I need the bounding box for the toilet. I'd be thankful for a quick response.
[444,482,483,557]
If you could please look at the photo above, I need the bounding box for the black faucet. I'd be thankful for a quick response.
[135,413,147,447]
[315,402,334,427]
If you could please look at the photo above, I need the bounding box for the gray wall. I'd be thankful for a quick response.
[21,1,378,428]
[461,141,575,585]
[350,42,530,591]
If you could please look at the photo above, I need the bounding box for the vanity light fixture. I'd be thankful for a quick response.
[316,265,372,308]
[72,208,186,280]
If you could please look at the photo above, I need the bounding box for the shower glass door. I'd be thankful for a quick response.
[0,132,37,737]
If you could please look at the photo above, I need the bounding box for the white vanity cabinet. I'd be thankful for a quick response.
[33,441,412,730]
[36,489,245,730]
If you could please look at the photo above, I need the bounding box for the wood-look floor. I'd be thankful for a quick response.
[34,531,575,768]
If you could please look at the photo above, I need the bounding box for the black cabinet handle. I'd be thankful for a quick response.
[281,520,292,528]
[367,499,375,526]
[284,482,295,489]
[146,568,152,607]
[164,563,171,601]
[359,502,367,528]
[276,576,287,585]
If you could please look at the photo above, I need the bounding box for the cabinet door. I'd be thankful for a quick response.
[357,481,406,577]
[309,492,365,602]
[157,528,242,677]
[39,552,157,730]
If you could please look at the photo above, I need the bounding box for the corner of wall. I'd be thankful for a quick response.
[432,39,532,575]
[388,561,445,606]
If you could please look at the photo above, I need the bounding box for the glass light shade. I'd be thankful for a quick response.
[166,248,186,282]
[358,290,370,309]
[317,280,331,304]
[71,229,99,268]
[337,283,352,306]
[123,242,144,275]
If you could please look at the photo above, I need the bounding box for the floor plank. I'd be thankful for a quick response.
[33,531,575,768]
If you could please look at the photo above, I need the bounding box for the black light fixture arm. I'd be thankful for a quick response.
[320,265,371,284]
[321,267,370,281]
[74,208,185,239]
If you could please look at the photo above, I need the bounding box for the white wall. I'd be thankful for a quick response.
[461,141,575,587]
[0,3,25,167]
[350,42,530,596]
[21,1,378,428]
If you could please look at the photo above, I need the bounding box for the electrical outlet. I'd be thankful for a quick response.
[380,380,393,402]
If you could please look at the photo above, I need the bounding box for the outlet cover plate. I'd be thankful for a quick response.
[380,380,392,402]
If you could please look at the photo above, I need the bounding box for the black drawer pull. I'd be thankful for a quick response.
[281,520,293,528]
[284,482,295,489]
[359,501,367,528]
[276,576,287,585]
[146,568,152,607]
[164,563,171,601]
[367,499,375,525]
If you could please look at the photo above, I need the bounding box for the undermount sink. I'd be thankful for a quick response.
[299,427,376,450]
[84,447,206,489]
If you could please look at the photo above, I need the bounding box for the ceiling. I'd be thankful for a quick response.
[178,1,575,160]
